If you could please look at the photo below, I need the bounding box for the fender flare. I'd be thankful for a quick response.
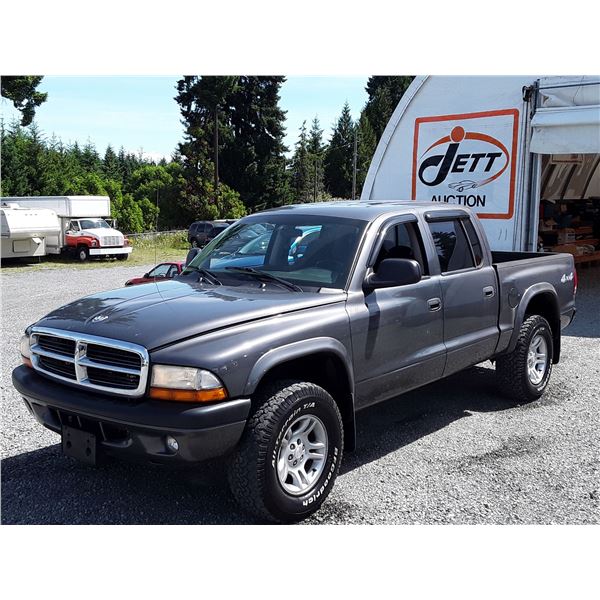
[506,282,560,358]
[244,337,356,451]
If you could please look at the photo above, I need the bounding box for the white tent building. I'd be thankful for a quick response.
[361,76,600,259]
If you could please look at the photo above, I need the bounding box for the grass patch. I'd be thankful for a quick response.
[2,231,190,274]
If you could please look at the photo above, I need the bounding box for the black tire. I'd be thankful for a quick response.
[116,253,128,261]
[228,380,344,523]
[496,315,553,403]
[77,245,89,262]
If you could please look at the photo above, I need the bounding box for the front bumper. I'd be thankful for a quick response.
[89,246,132,256]
[12,365,250,465]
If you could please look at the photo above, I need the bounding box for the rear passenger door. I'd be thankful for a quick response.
[425,214,499,376]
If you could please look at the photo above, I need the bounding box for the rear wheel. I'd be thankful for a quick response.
[228,380,343,523]
[116,254,128,261]
[77,245,89,262]
[496,315,553,402]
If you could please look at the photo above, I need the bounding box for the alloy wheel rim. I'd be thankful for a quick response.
[276,414,328,496]
[527,334,548,385]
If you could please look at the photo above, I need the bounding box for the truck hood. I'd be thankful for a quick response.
[35,280,345,350]
[80,227,123,240]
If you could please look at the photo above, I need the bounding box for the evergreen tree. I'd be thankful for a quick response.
[0,121,31,195]
[176,75,291,213]
[1,76,48,126]
[290,121,312,202]
[102,145,121,180]
[324,102,355,198]
[356,112,377,196]
[175,76,221,218]
[306,116,326,201]
[363,76,414,142]
[219,76,291,209]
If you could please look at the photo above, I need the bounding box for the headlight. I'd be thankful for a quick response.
[20,333,32,367]
[149,365,227,402]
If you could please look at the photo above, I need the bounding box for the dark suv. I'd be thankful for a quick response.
[188,220,236,248]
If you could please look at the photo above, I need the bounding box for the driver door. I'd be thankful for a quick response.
[351,217,446,409]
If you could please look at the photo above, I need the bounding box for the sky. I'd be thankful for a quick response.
[0,76,369,161]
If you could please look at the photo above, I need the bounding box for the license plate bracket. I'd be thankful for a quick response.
[62,425,97,465]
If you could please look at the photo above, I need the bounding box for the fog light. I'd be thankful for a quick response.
[166,436,179,453]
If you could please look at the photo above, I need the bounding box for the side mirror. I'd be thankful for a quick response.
[185,247,200,266]
[364,258,422,290]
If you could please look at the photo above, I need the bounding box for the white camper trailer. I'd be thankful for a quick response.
[1,203,61,260]
[362,76,600,263]
[0,196,132,261]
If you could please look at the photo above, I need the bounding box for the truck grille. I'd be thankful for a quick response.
[30,327,149,397]
[101,236,121,247]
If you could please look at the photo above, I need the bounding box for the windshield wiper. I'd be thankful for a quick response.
[224,267,302,292]
[182,266,222,285]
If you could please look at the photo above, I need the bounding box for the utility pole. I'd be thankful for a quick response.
[214,105,219,204]
[352,126,358,200]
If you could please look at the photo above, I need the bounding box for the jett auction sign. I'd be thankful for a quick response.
[411,109,519,219]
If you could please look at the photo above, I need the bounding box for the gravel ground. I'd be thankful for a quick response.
[1,263,599,524]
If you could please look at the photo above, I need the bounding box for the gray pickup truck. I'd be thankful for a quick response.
[13,201,577,522]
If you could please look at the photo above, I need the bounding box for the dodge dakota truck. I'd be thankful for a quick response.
[13,201,577,522]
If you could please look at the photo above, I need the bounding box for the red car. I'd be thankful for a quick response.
[124,261,184,286]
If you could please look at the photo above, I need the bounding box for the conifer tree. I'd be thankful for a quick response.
[306,116,326,201]
[362,76,414,142]
[290,121,312,202]
[324,102,355,198]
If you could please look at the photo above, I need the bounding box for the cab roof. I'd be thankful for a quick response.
[256,200,470,221]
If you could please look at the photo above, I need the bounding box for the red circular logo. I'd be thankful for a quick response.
[450,126,465,142]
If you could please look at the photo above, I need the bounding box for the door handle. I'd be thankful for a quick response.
[427,297,442,311]
[483,286,495,298]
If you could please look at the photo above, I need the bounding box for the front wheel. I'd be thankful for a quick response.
[228,380,343,523]
[496,315,553,402]
[116,253,128,261]
[77,246,89,262]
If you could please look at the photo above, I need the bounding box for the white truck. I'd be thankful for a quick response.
[0,196,132,261]
[361,76,600,265]
[1,202,61,260]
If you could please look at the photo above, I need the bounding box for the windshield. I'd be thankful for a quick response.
[184,214,367,290]
[80,218,111,229]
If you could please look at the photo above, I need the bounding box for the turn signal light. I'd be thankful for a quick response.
[149,387,228,402]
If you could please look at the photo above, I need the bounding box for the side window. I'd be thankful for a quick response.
[462,219,484,266]
[428,219,475,273]
[374,222,428,275]
[69,220,80,232]
[148,264,171,278]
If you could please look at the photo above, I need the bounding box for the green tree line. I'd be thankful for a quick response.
[1,76,413,232]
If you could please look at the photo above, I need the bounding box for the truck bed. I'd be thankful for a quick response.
[491,249,576,356]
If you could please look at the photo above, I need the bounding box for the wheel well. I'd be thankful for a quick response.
[524,292,561,363]
[254,352,355,450]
